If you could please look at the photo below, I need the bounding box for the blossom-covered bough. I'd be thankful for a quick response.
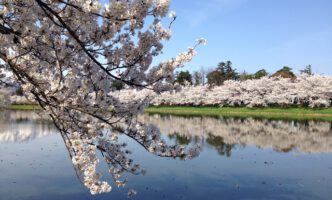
[0,0,205,195]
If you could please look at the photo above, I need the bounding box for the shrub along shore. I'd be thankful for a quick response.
[6,104,332,121]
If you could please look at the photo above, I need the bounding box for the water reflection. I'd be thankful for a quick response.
[0,111,201,195]
[1,111,332,200]
[139,114,332,154]
[0,111,55,143]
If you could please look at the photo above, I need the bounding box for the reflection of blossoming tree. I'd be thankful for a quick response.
[0,111,55,142]
[139,114,332,154]
[0,0,204,195]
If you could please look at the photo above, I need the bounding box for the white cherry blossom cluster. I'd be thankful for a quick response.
[169,11,176,18]
[65,132,112,195]
[154,0,170,17]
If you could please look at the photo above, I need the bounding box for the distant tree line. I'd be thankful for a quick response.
[174,61,313,86]
[81,62,314,90]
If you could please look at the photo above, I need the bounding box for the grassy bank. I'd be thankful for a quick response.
[145,106,332,121]
[8,104,42,111]
[5,104,332,121]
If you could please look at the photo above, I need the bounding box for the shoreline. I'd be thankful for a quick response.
[145,106,332,121]
[4,105,332,121]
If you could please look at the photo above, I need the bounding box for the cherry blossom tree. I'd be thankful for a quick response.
[0,0,205,195]
[148,74,332,107]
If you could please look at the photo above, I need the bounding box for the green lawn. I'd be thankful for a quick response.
[145,106,332,121]
[5,104,332,121]
[8,104,42,111]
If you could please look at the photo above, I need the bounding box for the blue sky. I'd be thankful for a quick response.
[157,0,332,75]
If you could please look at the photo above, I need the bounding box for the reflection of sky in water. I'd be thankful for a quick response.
[0,111,332,200]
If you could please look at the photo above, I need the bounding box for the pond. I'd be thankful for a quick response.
[0,111,332,200]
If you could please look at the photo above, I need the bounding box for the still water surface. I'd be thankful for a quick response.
[0,111,332,200]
